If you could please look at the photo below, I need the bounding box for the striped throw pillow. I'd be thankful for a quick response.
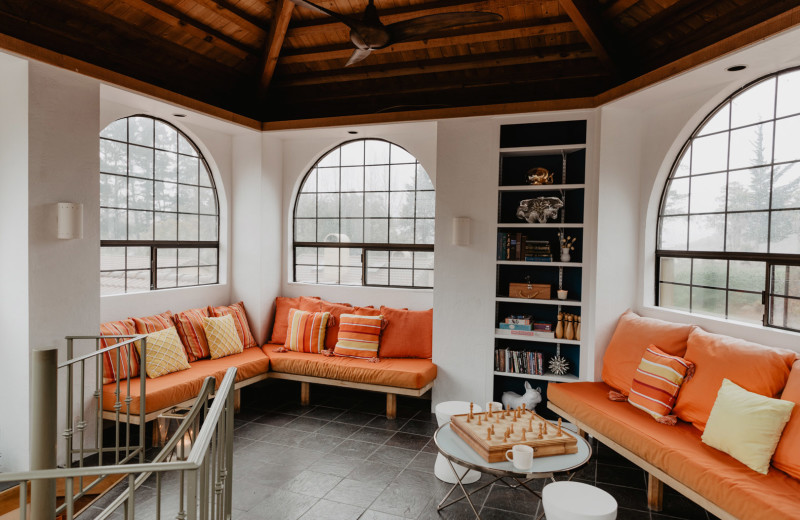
[285,309,330,354]
[100,319,140,384]
[628,345,694,424]
[209,301,257,348]
[172,307,211,361]
[333,314,383,360]
[132,311,174,335]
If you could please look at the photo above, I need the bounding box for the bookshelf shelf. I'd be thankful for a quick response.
[496,261,582,267]
[498,223,584,229]
[493,371,580,383]
[495,297,582,306]
[499,144,585,156]
[494,331,581,345]
[498,184,586,191]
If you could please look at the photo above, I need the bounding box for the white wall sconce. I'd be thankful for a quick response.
[57,202,83,239]
[452,217,471,246]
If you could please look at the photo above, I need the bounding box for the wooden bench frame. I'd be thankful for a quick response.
[267,372,435,419]
[548,401,736,520]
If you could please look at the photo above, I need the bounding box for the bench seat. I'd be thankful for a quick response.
[102,347,269,417]
[549,381,800,520]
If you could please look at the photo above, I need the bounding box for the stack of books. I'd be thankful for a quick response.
[496,321,555,338]
[497,234,553,261]
[495,348,545,375]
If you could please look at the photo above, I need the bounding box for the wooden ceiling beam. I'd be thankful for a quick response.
[117,0,260,58]
[558,0,617,70]
[276,44,594,86]
[604,0,638,19]
[259,0,294,93]
[280,19,577,64]
[627,0,717,41]
[287,0,532,39]
[191,0,268,37]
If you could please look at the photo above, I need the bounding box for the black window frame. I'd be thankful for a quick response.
[100,115,221,294]
[292,138,435,289]
[655,67,800,332]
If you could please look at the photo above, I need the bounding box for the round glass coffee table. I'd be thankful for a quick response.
[433,422,592,520]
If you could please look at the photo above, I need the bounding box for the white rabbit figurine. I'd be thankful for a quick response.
[501,381,542,411]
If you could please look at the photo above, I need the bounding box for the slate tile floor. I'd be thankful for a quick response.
[84,380,718,520]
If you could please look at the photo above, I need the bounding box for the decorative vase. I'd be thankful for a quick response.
[560,247,571,262]
[565,315,574,341]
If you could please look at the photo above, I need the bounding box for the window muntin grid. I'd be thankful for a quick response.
[293,139,435,288]
[656,68,800,331]
[100,116,220,295]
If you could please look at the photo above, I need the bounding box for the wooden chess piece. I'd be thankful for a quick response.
[504,431,510,442]
[469,402,474,420]
[466,414,471,423]
[538,424,543,439]
[487,428,492,441]
[510,424,514,434]
[491,425,495,435]
[557,418,562,436]
[576,316,581,341]
[477,415,482,426]
[521,403,526,412]
[488,403,492,417]
[521,430,527,441]
[543,422,548,435]
[565,314,575,341]
[529,418,533,431]
[555,312,564,339]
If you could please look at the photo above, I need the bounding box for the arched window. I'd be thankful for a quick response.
[293,139,434,288]
[100,115,219,295]
[657,68,800,332]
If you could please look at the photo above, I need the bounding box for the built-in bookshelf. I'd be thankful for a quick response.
[493,120,588,414]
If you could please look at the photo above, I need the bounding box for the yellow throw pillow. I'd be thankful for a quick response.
[137,327,191,378]
[701,378,794,474]
[203,314,244,359]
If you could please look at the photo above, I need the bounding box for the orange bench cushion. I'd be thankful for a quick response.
[263,347,436,390]
[102,347,269,415]
[549,382,800,520]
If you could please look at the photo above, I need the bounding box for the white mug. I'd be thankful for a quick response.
[505,444,534,471]
[557,289,568,300]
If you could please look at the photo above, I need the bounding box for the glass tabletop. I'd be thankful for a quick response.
[434,423,592,478]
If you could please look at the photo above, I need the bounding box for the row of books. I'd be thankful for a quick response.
[498,318,553,332]
[497,233,552,261]
[494,349,545,375]
[495,328,556,339]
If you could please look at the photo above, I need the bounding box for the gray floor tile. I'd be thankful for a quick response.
[284,416,331,433]
[368,445,419,468]
[248,488,319,519]
[336,439,381,460]
[359,510,406,520]
[348,426,397,444]
[385,431,431,451]
[282,469,344,498]
[314,454,362,477]
[300,499,365,520]
[347,460,404,486]
[325,477,388,508]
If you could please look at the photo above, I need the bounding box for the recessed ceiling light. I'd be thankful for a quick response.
[726,65,747,72]
[173,113,187,118]
[348,130,358,134]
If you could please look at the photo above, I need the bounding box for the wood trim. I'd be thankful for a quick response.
[547,402,738,520]
[259,0,294,94]
[0,33,261,130]
[647,473,664,511]
[267,371,435,397]
[604,0,637,18]
[386,393,397,420]
[558,0,614,69]
[300,381,311,406]
[191,0,268,38]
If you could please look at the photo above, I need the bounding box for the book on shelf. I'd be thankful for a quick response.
[533,322,553,331]
[494,348,545,376]
[524,256,553,262]
[495,328,557,338]
[498,322,533,331]
[504,315,532,325]
[497,234,553,261]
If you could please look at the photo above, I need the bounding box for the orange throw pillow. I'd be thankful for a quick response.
[172,307,211,362]
[379,306,432,359]
[334,314,383,360]
[601,310,694,396]
[132,311,174,335]
[673,328,796,431]
[269,296,320,344]
[320,301,355,350]
[285,309,330,353]
[100,319,139,384]
[210,301,257,348]
[771,359,800,479]
[354,306,381,316]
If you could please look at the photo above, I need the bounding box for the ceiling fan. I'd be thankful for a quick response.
[289,0,503,66]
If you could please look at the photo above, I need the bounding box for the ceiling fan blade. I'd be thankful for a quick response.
[345,48,372,67]
[289,0,364,32]
[387,12,502,43]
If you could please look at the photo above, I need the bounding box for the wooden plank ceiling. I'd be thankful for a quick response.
[1,0,798,125]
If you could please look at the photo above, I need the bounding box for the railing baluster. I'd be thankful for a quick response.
[127,473,136,519]
[115,346,122,465]
[186,469,198,520]
[78,358,86,495]
[19,481,27,520]
[139,336,147,464]
[96,339,103,466]
[65,477,74,520]
[65,339,74,472]
[156,471,162,520]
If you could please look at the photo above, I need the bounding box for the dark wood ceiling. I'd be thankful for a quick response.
[1,0,799,127]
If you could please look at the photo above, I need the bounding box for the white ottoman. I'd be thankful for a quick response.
[542,481,617,520]
[434,401,482,484]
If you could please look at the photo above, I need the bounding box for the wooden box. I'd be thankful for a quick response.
[509,283,551,300]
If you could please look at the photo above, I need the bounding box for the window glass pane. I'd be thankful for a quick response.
[771,265,800,297]
[416,191,435,218]
[295,219,316,242]
[777,70,800,117]
[660,283,691,311]
[157,248,178,268]
[659,216,688,250]
[729,122,773,169]
[774,115,800,163]
[366,250,388,267]
[199,215,218,241]
[726,212,768,252]
[341,267,362,285]
[296,194,317,218]
[199,163,213,187]
[772,162,800,209]
[691,287,726,318]
[365,166,389,191]
[178,134,197,157]
[178,248,198,266]
[318,265,339,284]
[101,247,125,270]
[127,247,150,269]
[673,146,691,177]
[154,121,178,151]
[341,166,364,192]
[689,173,726,213]
[414,251,434,269]
[390,251,413,268]
[100,119,127,141]
[692,258,727,288]
[178,267,199,287]
[317,219,339,242]
[390,191,415,218]
[318,168,340,193]
[697,104,729,136]
[389,219,414,243]
[340,248,361,267]
[340,140,364,166]
[155,212,178,240]
[727,167,770,211]
[128,117,153,147]
[318,247,339,266]
[296,247,317,265]
[199,187,216,215]
[129,179,153,210]
[128,210,153,240]
[414,270,434,288]
[341,193,364,218]
[128,145,153,178]
[417,165,434,190]
[367,268,389,285]
[365,219,388,243]
[295,265,317,283]
[415,218,435,245]
[340,219,364,242]
[100,173,127,208]
[390,269,413,286]
[100,140,127,174]
[689,214,725,251]
[100,209,126,240]
[728,291,764,324]
[662,178,689,215]
[659,257,691,284]
[178,155,199,185]
[126,270,150,293]
[154,181,177,212]
[730,78,775,127]
[365,140,390,165]
[318,148,339,167]
[199,248,217,265]
[101,271,125,296]
[390,164,416,190]
[729,260,765,292]
[199,266,217,285]
[391,144,416,164]
[317,193,340,218]
[155,151,178,182]
[770,209,800,254]
[157,268,177,288]
[691,133,728,174]
[179,185,199,213]
[365,193,389,218]
[178,214,198,241]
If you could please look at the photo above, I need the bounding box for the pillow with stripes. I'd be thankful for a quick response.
[626,345,694,425]
[285,308,330,354]
[333,314,384,361]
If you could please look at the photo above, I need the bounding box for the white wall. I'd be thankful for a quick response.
[0,51,30,471]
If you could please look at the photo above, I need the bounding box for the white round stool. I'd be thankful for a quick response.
[434,401,482,484]
[542,481,617,520]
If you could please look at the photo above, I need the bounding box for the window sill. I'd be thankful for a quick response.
[287,282,433,293]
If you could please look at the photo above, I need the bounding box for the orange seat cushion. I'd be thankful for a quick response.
[674,328,796,431]
[269,296,320,345]
[263,347,437,390]
[549,382,800,520]
[102,348,269,415]
[773,360,800,479]
[379,307,432,359]
[601,310,694,396]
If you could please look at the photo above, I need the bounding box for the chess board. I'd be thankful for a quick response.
[450,406,578,463]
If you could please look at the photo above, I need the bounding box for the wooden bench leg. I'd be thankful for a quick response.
[300,382,310,406]
[234,388,241,413]
[386,393,397,419]
[647,473,663,511]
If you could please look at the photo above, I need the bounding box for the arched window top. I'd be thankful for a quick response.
[293,138,435,288]
[100,115,220,295]
[657,68,800,332]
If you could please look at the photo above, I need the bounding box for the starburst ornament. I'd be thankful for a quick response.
[549,346,569,376]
